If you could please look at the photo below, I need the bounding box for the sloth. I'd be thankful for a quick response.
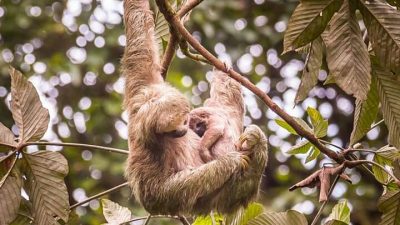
[189,71,245,162]
[122,0,269,216]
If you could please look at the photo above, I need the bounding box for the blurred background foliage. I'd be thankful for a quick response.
[0,0,387,224]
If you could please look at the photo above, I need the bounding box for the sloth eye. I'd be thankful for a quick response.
[183,119,188,125]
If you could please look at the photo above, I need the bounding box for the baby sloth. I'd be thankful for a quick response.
[189,71,246,162]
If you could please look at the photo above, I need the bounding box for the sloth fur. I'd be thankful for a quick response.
[122,0,269,216]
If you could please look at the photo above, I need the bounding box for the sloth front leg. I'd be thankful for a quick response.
[214,125,268,213]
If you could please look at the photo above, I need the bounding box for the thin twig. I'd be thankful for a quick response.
[179,216,191,225]
[345,160,400,185]
[161,32,179,78]
[22,142,128,155]
[319,140,344,150]
[310,175,340,225]
[155,0,343,164]
[179,39,210,64]
[122,215,181,224]
[70,182,129,209]
[370,119,384,131]
[345,149,377,155]
[177,0,204,18]
[143,215,152,225]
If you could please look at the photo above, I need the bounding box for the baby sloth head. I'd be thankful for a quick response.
[189,110,211,137]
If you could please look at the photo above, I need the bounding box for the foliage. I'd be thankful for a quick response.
[1,0,400,224]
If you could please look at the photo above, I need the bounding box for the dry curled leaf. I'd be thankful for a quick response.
[289,165,351,202]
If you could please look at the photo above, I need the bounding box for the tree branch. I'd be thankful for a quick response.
[161,32,179,78]
[69,182,129,209]
[155,0,343,164]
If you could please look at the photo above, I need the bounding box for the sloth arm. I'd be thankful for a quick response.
[164,152,245,204]
[122,0,163,105]
[200,116,225,151]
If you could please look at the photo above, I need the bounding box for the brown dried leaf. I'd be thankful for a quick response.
[9,67,49,143]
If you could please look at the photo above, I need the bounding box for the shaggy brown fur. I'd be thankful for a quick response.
[122,0,268,216]
[189,71,245,162]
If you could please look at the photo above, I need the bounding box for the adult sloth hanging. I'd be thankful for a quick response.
[122,0,268,215]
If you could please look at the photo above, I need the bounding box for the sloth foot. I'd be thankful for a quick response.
[236,125,267,154]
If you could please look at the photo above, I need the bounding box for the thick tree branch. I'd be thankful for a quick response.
[155,0,343,163]
[161,32,179,78]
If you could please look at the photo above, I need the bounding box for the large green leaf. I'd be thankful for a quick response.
[193,214,224,225]
[325,0,371,100]
[349,76,379,145]
[376,70,400,150]
[295,38,323,103]
[225,202,264,225]
[24,151,69,225]
[248,210,308,225]
[358,0,400,73]
[101,199,132,225]
[283,0,343,53]
[325,200,351,225]
[10,67,49,143]
[0,173,22,225]
[378,190,400,225]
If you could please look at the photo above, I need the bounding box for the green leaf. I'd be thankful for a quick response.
[0,122,16,151]
[248,210,308,225]
[376,70,400,150]
[305,147,320,163]
[349,76,379,145]
[377,190,400,225]
[10,67,49,143]
[193,214,224,225]
[325,200,351,225]
[226,202,264,225]
[325,220,348,225]
[325,0,371,100]
[101,199,132,225]
[24,151,69,224]
[154,10,170,58]
[376,145,400,162]
[307,107,328,138]
[275,117,313,135]
[0,173,22,225]
[283,0,343,53]
[287,141,312,155]
[372,145,399,184]
[295,37,323,103]
[358,0,400,73]
[275,119,297,135]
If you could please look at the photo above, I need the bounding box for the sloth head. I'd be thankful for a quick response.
[189,110,210,137]
[131,84,191,144]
